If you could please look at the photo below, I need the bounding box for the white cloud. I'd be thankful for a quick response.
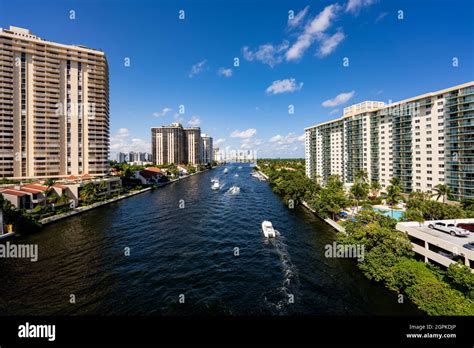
[288,6,310,29]
[286,4,341,61]
[218,67,233,77]
[317,30,345,57]
[188,115,201,126]
[242,41,289,68]
[329,108,340,115]
[153,107,172,118]
[266,78,303,95]
[231,128,257,139]
[346,0,376,14]
[215,138,226,146]
[110,128,151,156]
[322,91,355,107]
[188,60,207,78]
[269,133,302,145]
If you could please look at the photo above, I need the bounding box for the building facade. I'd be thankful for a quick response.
[305,82,474,200]
[201,133,213,164]
[151,123,202,165]
[0,26,110,179]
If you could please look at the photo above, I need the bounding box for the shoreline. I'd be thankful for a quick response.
[39,167,214,226]
[256,167,345,234]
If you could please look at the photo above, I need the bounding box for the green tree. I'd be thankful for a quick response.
[402,208,425,226]
[385,177,402,218]
[80,182,98,205]
[432,184,452,203]
[370,180,381,198]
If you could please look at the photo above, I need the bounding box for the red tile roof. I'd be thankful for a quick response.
[145,167,162,173]
[0,189,27,197]
[23,184,49,191]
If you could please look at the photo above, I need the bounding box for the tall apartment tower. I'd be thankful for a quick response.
[201,134,213,164]
[0,26,109,179]
[305,82,474,200]
[151,123,202,165]
[185,127,201,165]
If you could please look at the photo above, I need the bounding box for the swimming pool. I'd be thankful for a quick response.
[374,208,404,220]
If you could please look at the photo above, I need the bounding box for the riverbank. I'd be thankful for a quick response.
[301,200,345,233]
[39,167,214,225]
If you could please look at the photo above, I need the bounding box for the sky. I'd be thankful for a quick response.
[1,0,473,159]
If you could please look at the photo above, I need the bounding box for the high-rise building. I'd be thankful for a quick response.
[201,134,213,164]
[151,123,202,165]
[0,26,110,179]
[116,152,126,163]
[185,127,201,165]
[304,82,474,200]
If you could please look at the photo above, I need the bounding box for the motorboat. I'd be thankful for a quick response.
[261,220,276,238]
[223,168,228,174]
[228,186,240,194]
[211,177,219,183]
[234,174,239,177]
[211,181,220,190]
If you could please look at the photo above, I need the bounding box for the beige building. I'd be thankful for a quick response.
[0,26,109,179]
[305,82,474,200]
[151,123,202,165]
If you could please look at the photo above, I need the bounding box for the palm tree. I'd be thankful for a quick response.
[44,178,57,189]
[386,178,402,218]
[432,184,452,204]
[370,180,381,198]
[79,182,97,205]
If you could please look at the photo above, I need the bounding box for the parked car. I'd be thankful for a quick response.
[428,222,470,237]
[456,223,474,233]
[463,242,474,251]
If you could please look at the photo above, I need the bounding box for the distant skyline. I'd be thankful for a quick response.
[1,0,473,159]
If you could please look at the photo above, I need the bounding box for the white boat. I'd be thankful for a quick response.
[223,168,228,174]
[238,166,242,169]
[228,186,240,194]
[234,174,239,177]
[211,177,219,183]
[261,220,276,238]
[211,181,220,190]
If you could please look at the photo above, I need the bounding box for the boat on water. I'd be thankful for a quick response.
[238,166,242,169]
[234,174,239,177]
[211,181,220,190]
[228,186,240,194]
[223,168,228,174]
[211,177,219,183]
[261,220,276,238]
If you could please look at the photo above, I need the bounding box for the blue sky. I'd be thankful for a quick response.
[1,0,473,158]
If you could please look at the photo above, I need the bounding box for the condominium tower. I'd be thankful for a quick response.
[201,133,213,164]
[151,123,202,165]
[0,26,110,179]
[305,82,474,200]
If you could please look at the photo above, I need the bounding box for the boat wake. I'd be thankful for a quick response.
[263,233,300,313]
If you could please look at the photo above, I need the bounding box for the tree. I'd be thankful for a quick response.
[79,182,98,205]
[370,180,381,198]
[44,178,57,189]
[402,208,424,226]
[446,263,474,299]
[432,184,452,203]
[385,177,402,218]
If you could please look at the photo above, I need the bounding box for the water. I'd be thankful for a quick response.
[0,164,420,315]
[374,208,404,220]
